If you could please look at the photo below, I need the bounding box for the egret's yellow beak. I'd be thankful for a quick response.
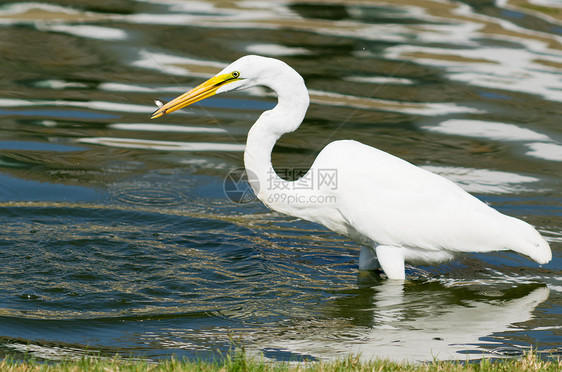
[151,72,239,119]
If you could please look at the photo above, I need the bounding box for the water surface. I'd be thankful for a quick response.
[0,0,560,363]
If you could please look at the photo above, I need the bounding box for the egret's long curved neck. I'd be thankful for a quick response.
[243,66,309,210]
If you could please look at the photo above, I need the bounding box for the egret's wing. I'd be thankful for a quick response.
[311,140,533,254]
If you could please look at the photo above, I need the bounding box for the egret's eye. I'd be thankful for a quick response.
[231,71,240,79]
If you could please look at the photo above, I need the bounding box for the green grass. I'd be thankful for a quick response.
[1,350,560,372]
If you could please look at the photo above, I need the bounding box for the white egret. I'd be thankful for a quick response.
[151,55,551,279]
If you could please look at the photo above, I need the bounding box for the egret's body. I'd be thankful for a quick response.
[151,55,551,279]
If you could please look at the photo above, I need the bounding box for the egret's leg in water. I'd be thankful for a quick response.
[375,245,405,280]
[359,246,380,270]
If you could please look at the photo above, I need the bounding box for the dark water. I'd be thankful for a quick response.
[0,0,561,363]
